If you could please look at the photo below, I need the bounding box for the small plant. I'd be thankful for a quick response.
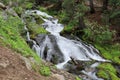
[25,2,33,9]
[75,76,82,80]
[39,66,51,76]
[13,6,23,15]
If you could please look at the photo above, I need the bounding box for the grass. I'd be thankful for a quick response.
[39,65,51,76]
[26,22,48,39]
[95,43,120,80]
[75,76,82,80]
[0,13,40,62]
[97,63,120,80]
[0,12,52,76]
[95,43,120,64]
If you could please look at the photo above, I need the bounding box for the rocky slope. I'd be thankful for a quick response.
[0,46,77,80]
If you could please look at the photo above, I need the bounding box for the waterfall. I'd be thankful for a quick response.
[21,15,41,56]
[24,10,110,80]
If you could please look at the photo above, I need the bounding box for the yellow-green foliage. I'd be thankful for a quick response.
[97,70,109,79]
[95,43,120,80]
[39,65,51,76]
[95,43,120,64]
[27,22,47,38]
[97,63,120,80]
[24,15,48,38]
[75,76,82,80]
[0,14,40,62]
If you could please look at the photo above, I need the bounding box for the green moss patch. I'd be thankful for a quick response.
[97,63,120,80]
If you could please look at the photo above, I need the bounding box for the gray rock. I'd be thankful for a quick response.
[20,56,32,70]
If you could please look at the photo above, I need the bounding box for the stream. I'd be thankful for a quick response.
[22,10,110,80]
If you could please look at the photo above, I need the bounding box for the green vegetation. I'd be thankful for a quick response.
[97,63,119,80]
[0,12,40,61]
[31,62,51,76]
[0,0,120,79]
[75,76,82,80]
[0,11,51,76]
[95,43,120,80]
[39,65,51,76]
[95,43,120,64]
[26,22,48,38]
[83,20,114,44]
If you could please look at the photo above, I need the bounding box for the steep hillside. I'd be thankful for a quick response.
[0,2,77,80]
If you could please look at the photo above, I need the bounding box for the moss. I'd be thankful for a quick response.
[95,43,120,64]
[97,70,109,79]
[39,65,51,76]
[27,22,48,39]
[94,42,120,80]
[24,15,48,38]
[97,63,120,80]
[13,6,23,15]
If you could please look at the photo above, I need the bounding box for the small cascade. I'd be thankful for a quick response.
[21,16,41,56]
[23,10,110,80]
[80,62,104,80]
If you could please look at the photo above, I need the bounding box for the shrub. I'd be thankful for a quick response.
[83,21,115,44]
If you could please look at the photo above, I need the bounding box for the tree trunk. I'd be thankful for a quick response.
[89,0,95,13]
[78,16,86,30]
[52,0,63,11]
[35,0,43,5]
[102,0,109,11]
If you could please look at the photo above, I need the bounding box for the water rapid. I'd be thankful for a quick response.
[24,10,109,80]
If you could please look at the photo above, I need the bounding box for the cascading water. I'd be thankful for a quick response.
[24,10,109,80]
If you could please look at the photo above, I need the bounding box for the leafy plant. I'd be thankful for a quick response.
[83,21,114,44]
[75,76,82,80]
[13,6,23,15]
[24,2,33,9]
[39,66,51,76]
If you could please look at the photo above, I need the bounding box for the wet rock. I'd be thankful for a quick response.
[48,35,64,63]
[0,2,6,10]
[6,8,18,17]
[64,59,97,75]
[35,34,47,45]
[113,63,120,78]
[64,60,85,74]
[35,34,64,64]
[26,40,34,48]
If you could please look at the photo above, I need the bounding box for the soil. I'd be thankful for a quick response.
[0,46,76,80]
[0,46,59,80]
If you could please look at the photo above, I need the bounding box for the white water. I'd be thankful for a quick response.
[24,10,109,80]
[25,10,108,66]
[22,16,41,56]
[81,62,104,80]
